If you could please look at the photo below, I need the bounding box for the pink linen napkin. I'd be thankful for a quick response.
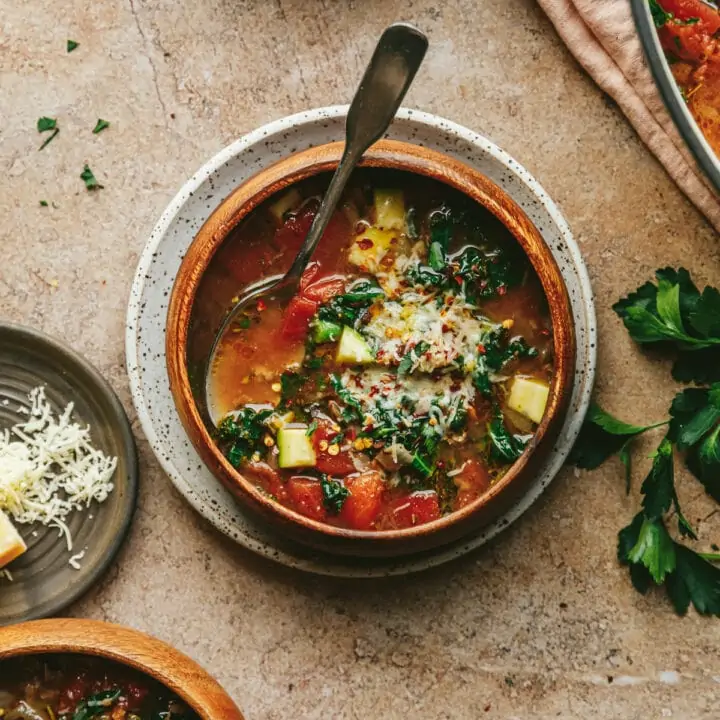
[537,0,720,231]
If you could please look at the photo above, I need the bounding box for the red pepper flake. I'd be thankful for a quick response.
[541,328,551,336]
[437,460,445,469]
[454,275,463,285]
[498,285,507,296]
[477,343,486,354]
[441,323,450,332]
[257,299,266,311]
[357,238,374,250]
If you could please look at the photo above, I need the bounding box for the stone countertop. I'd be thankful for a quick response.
[2,0,720,718]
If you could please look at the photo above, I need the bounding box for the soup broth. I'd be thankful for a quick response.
[198,169,554,531]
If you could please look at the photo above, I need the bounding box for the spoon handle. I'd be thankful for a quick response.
[285,23,428,285]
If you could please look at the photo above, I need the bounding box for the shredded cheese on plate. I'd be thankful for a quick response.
[0,387,117,570]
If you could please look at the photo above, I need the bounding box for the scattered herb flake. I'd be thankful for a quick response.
[37,117,57,133]
[67,39,79,52]
[39,128,59,151]
[39,200,48,207]
[92,118,110,134]
[80,164,103,191]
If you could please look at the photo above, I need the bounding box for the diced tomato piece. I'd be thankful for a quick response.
[247,462,288,503]
[302,275,347,303]
[299,262,322,291]
[57,675,89,714]
[452,458,490,511]
[312,421,357,475]
[126,682,149,711]
[287,476,327,521]
[339,471,384,530]
[661,0,720,31]
[657,0,720,62]
[385,491,441,529]
[281,295,319,341]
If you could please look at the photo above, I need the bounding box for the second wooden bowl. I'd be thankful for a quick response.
[0,618,244,720]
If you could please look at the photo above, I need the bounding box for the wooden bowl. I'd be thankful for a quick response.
[166,139,576,557]
[0,618,244,720]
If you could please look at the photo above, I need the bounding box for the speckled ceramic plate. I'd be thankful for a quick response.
[126,107,596,577]
[0,323,138,624]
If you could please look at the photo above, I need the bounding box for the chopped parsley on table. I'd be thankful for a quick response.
[92,118,110,134]
[571,267,720,617]
[80,164,103,191]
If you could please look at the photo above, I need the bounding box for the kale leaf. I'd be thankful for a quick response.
[488,412,527,463]
[329,373,363,423]
[72,689,122,720]
[317,280,383,327]
[217,407,272,467]
[279,371,304,408]
[397,341,430,376]
[321,476,349,514]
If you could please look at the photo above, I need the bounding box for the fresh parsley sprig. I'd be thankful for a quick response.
[613,267,720,383]
[572,266,720,617]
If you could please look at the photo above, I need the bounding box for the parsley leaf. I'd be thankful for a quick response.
[92,119,110,134]
[321,476,349,514]
[669,384,720,502]
[672,347,720,384]
[621,513,677,583]
[37,117,57,132]
[613,267,720,350]
[640,437,695,538]
[666,544,720,616]
[80,164,104,190]
[67,39,79,52]
[569,403,666,470]
[39,200,48,207]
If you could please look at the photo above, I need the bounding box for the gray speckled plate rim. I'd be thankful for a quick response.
[631,0,720,193]
[0,321,139,618]
[125,106,596,577]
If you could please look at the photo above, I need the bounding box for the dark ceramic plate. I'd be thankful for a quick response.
[632,0,720,192]
[0,323,138,625]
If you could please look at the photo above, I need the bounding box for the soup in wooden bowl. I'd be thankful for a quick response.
[167,140,575,556]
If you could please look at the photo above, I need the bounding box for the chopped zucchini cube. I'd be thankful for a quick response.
[269,188,302,221]
[313,319,342,344]
[348,227,396,273]
[507,377,550,424]
[374,189,405,231]
[277,425,316,468]
[336,326,374,364]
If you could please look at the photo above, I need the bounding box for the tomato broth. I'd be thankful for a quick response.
[195,169,554,532]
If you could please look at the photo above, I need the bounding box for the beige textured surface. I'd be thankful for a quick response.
[1,0,720,718]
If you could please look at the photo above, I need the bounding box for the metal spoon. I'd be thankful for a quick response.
[205,22,428,413]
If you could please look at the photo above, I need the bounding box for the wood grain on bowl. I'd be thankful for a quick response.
[166,139,576,557]
[0,619,244,720]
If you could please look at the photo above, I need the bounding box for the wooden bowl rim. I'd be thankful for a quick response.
[0,618,244,720]
[167,138,576,544]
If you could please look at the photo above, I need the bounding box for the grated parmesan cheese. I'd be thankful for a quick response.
[0,387,117,555]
